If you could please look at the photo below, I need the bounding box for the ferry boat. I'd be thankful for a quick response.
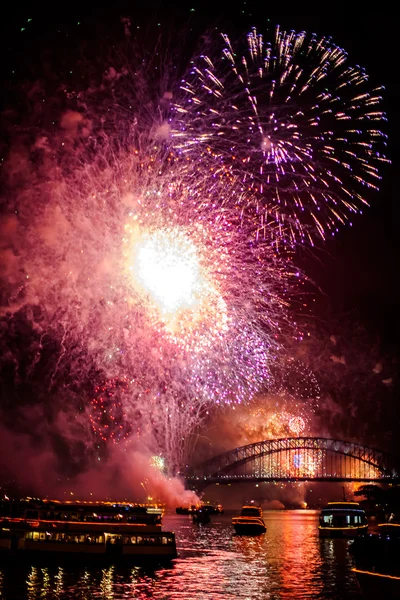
[350,522,400,599]
[318,501,368,538]
[232,505,267,536]
[0,497,177,561]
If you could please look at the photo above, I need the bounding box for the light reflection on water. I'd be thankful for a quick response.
[0,511,362,599]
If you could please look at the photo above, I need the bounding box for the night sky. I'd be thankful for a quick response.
[0,3,399,496]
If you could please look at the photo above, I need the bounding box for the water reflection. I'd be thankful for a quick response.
[0,511,362,599]
[100,566,115,599]
[75,569,92,599]
[319,537,359,599]
[26,566,39,600]
[275,511,324,598]
[27,567,60,600]
[54,567,64,598]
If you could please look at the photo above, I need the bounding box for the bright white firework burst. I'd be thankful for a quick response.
[171,25,389,244]
[133,229,210,316]
[126,225,228,348]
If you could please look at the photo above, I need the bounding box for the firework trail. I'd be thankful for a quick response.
[171,25,388,244]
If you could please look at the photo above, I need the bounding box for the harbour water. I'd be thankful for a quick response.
[0,510,363,599]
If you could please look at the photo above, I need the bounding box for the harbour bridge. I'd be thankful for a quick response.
[185,437,399,490]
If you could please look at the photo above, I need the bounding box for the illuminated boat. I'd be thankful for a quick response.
[232,505,266,536]
[0,497,177,561]
[318,502,368,538]
[351,522,400,599]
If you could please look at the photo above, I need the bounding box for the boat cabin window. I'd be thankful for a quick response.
[320,511,366,527]
[123,536,138,544]
[123,535,173,546]
[321,515,333,525]
[27,531,105,544]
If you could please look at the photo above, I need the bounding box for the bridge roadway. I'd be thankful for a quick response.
[184,437,399,488]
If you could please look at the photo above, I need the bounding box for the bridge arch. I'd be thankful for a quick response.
[186,437,399,486]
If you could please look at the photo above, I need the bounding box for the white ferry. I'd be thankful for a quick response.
[0,497,177,560]
[318,501,368,538]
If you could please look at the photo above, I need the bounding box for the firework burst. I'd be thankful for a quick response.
[0,19,388,480]
[289,415,306,437]
[254,446,324,479]
[90,376,134,443]
[0,118,295,472]
[149,455,166,472]
[172,26,388,244]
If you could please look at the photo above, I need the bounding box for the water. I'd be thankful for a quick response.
[0,510,363,599]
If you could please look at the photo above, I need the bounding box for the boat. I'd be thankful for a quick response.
[232,505,267,535]
[175,506,192,515]
[201,504,224,515]
[352,569,400,600]
[318,502,368,538]
[176,503,223,516]
[191,507,211,524]
[0,497,177,561]
[350,522,400,599]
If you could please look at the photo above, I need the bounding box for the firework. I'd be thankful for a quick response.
[0,93,295,473]
[290,448,323,477]
[288,415,306,437]
[172,26,388,244]
[124,220,229,352]
[273,358,321,404]
[0,19,388,483]
[254,446,324,479]
[285,318,398,444]
[90,376,134,443]
[230,393,312,446]
[149,455,166,472]
[232,397,291,445]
